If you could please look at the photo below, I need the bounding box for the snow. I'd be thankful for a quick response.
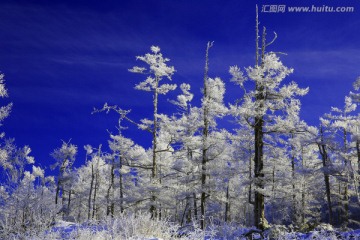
[37,221,360,240]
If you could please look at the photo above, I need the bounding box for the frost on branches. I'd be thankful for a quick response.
[230,52,308,131]
[0,73,12,134]
[129,45,176,94]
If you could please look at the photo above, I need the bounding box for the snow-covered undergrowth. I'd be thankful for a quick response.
[4,212,207,240]
[3,213,360,239]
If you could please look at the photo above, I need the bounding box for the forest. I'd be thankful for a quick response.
[1,8,360,240]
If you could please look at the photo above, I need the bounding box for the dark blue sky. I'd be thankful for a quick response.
[0,0,359,171]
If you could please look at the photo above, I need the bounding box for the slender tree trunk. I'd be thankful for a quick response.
[159,165,162,221]
[119,155,124,214]
[253,30,267,231]
[40,180,44,217]
[55,161,67,206]
[342,128,349,227]
[92,171,98,219]
[88,164,94,220]
[193,193,198,222]
[319,126,333,225]
[77,197,82,221]
[355,140,360,202]
[272,166,275,199]
[62,181,67,219]
[357,140,360,176]
[150,77,159,219]
[106,157,115,217]
[225,183,230,222]
[301,181,305,225]
[254,116,265,229]
[271,165,275,221]
[253,9,267,229]
[301,148,306,225]
[187,198,192,223]
[55,182,60,205]
[67,189,72,217]
[180,197,190,226]
[291,135,297,224]
[200,41,213,230]
[249,148,254,204]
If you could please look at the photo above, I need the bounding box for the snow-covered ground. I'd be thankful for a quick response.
[19,220,360,240]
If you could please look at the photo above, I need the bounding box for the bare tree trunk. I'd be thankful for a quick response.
[301,148,306,225]
[119,155,124,214]
[159,165,162,221]
[88,164,94,220]
[291,135,297,224]
[61,180,67,219]
[249,148,254,204]
[55,161,67,206]
[357,140,360,176]
[355,140,360,202]
[67,189,72,217]
[150,76,159,219]
[225,183,230,222]
[193,193,198,222]
[77,197,82,221]
[254,116,265,229]
[106,157,115,217]
[40,180,44,217]
[92,171,98,219]
[318,126,333,225]
[271,165,275,221]
[55,183,60,205]
[342,128,349,227]
[253,24,267,230]
[301,181,305,225]
[180,197,190,226]
[200,41,213,230]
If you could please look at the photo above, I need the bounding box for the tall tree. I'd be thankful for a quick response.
[317,122,334,225]
[200,41,212,230]
[323,96,358,227]
[51,141,77,220]
[199,42,227,229]
[230,23,308,228]
[129,46,176,218]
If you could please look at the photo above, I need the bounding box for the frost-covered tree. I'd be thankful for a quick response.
[51,141,77,220]
[0,166,56,238]
[0,139,35,186]
[0,73,30,184]
[195,42,228,229]
[295,128,324,228]
[321,95,360,228]
[108,131,149,215]
[129,46,176,218]
[166,83,202,224]
[349,77,360,187]
[226,125,255,225]
[0,73,12,137]
[94,103,154,217]
[229,16,308,228]
[66,145,112,222]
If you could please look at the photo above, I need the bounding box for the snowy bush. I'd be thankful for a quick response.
[5,212,207,240]
[265,225,289,240]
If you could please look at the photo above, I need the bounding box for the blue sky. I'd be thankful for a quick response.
[0,0,359,171]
